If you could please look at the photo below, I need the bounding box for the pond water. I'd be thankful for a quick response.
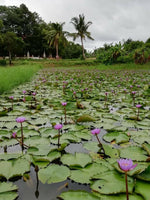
[15,166,90,200]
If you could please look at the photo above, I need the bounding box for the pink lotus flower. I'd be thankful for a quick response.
[132,91,136,95]
[22,90,26,94]
[12,132,17,138]
[117,158,137,172]
[9,96,14,99]
[62,102,67,106]
[91,128,101,135]
[54,124,63,130]
[32,92,36,96]
[16,117,26,123]
[136,104,142,108]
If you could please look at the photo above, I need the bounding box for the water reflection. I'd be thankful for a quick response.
[15,166,90,200]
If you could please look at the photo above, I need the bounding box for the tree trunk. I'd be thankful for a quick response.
[81,37,85,59]
[56,40,59,59]
[9,51,12,65]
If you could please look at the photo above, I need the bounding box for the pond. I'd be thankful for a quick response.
[0,68,150,200]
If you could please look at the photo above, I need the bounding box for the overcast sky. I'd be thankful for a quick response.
[0,0,150,51]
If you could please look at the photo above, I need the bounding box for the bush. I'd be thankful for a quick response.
[0,59,6,66]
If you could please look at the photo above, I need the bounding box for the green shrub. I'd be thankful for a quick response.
[0,59,6,66]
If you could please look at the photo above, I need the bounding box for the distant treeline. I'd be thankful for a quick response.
[94,38,150,64]
[0,4,83,60]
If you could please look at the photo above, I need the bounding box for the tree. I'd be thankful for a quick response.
[0,4,46,56]
[70,14,94,59]
[3,32,24,65]
[44,22,68,58]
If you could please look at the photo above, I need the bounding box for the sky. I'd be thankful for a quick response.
[0,0,150,51]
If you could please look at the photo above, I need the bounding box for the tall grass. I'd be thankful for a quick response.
[0,64,42,94]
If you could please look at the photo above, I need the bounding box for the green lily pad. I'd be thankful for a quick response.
[77,115,95,122]
[83,142,100,152]
[136,165,150,181]
[103,132,129,144]
[32,150,61,168]
[38,164,70,184]
[103,144,119,158]
[0,182,18,200]
[93,193,144,200]
[91,171,134,194]
[135,180,150,200]
[142,143,150,155]
[0,158,30,180]
[0,153,22,161]
[119,146,148,161]
[59,190,99,200]
[70,163,109,184]
[61,153,92,168]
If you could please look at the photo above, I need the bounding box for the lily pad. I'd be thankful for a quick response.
[135,180,150,200]
[91,171,134,194]
[0,182,18,200]
[103,131,129,144]
[61,153,92,168]
[70,163,109,184]
[38,164,70,184]
[59,190,99,200]
[119,146,148,161]
[0,158,30,180]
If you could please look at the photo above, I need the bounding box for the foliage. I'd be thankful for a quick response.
[70,14,94,59]
[0,59,6,66]
[96,38,150,65]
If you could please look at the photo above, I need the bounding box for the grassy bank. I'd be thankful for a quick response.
[43,58,150,70]
[0,63,42,94]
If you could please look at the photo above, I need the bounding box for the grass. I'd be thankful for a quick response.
[0,63,42,94]
[0,58,149,94]
[42,58,150,70]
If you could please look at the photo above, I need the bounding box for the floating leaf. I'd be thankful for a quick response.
[0,182,18,200]
[135,180,150,200]
[103,144,119,158]
[103,131,129,144]
[93,192,144,200]
[91,171,134,194]
[59,190,99,200]
[83,142,100,152]
[38,164,70,184]
[70,163,109,184]
[0,158,30,180]
[119,146,148,161]
[136,165,150,181]
[61,153,92,168]
[77,115,95,122]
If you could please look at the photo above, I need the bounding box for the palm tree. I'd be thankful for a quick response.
[44,22,68,59]
[70,14,94,59]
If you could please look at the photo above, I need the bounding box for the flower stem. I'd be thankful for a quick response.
[21,123,24,153]
[125,172,129,200]
[64,107,67,124]
[58,129,60,147]
[95,134,105,154]
[137,108,139,120]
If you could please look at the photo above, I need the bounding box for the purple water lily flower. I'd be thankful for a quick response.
[117,158,137,172]
[9,96,14,99]
[91,128,101,135]
[54,124,63,130]
[16,117,26,123]
[62,102,67,106]
[12,132,17,138]
[136,104,142,108]
[22,90,26,94]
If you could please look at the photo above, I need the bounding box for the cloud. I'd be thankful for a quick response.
[3,0,150,50]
